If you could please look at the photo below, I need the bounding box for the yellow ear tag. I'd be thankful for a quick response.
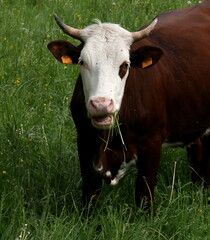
[142,57,153,68]
[61,56,72,64]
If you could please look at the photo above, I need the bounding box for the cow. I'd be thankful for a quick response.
[48,0,210,209]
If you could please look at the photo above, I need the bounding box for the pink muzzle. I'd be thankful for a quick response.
[88,97,115,128]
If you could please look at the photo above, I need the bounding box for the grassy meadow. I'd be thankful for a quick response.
[0,0,209,239]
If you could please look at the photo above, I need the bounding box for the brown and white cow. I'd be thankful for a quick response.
[48,0,210,208]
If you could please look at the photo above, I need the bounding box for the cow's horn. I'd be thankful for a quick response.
[54,14,82,40]
[131,18,158,42]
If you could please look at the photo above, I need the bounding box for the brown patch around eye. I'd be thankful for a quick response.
[119,61,129,79]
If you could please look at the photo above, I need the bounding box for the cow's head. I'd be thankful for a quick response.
[48,15,163,129]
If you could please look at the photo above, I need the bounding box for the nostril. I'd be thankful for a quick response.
[107,99,114,112]
[89,100,96,109]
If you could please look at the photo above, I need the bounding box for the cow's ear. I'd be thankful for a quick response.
[130,46,163,68]
[47,40,82,64]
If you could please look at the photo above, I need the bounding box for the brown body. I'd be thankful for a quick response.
[70,1,210,207]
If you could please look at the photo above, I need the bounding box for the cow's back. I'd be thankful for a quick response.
[125,0,210,144]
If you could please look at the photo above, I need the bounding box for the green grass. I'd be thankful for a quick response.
[0,0,209,239]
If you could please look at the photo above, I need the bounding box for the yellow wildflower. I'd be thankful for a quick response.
[13,77,21,86]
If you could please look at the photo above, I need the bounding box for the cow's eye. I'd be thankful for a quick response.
[78,58,84,65]
[119,61,130,79]
[123,62,129,68]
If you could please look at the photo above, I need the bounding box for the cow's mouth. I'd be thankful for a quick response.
[91,115,114,128]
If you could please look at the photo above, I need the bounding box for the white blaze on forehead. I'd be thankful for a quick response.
[79,22,133,113]
[80,20,133,45]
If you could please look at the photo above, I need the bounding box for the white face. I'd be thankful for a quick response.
[79,23,133,128]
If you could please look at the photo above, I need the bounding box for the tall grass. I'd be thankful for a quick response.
[0,0,209,239]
